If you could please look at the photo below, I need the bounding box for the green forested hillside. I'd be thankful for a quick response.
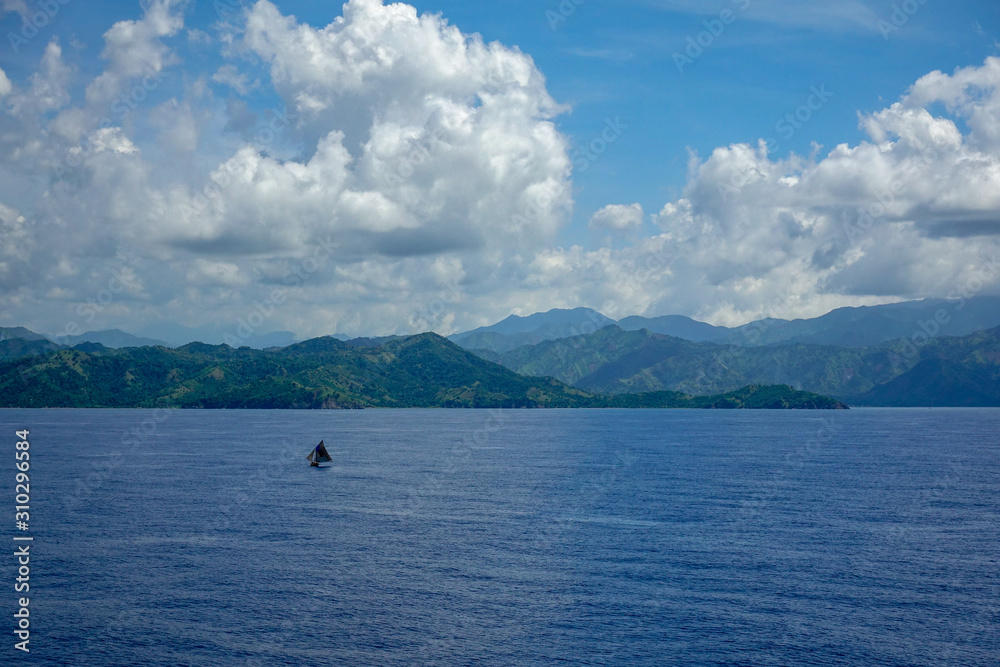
[847,328,1000,406]
[477,325,1000,406]
[0,337,63,361]
[0,333,846,409]
[478,326,898,396]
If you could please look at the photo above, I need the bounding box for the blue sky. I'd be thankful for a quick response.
[403,0,1000,241]
[8,0,994,240]
[0,0,998,339]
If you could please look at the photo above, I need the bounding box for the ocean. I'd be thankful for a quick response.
[2,408,998,665]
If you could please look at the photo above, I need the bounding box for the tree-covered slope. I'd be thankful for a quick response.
[481,326,898,397]
[0,337,64,361]
[849,359,1000,407]
[478,325,1000,406]
[0,333,845,409]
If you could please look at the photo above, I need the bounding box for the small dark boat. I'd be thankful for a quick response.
[306,440,333,467]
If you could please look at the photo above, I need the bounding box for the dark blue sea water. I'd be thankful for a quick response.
[0,408,998,666]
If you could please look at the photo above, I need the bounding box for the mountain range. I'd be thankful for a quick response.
[448,307,616,352]
[134,323,302,349]
[26,296,1000,354]
[59,329,169,348]
[448,296,1000,352]
[33,326,302,351]
[472,324,1000,407]
[2,295,998,407]
[0,334,844,409]
[0,326,52,343]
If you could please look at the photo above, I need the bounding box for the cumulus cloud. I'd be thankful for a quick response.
[0,0,573,337]
[525,58,1000,325]
[231,0,571,258]
[589,203,644,234]
[8,39,72,116]
[1,1,998,339]
[85,0,184,107]
[130,0,573,274]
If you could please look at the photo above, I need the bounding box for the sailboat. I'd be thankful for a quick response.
[306,440,333,468]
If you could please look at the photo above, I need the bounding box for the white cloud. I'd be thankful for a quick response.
[9,39,73,116]
[187,28,211,44]
[523,57,1000,325]
[0,202,33,291]
[86,127,140,156]
[211,64,257,95]
[167,0,574,260]
[0,67,10,97]
[1,3,998,338]
[149,99,201,154]
[85,0,184,107]
[904,57,1000,152]
[589,203,644,233]
[0,0,574,337]
[0,0,28,18]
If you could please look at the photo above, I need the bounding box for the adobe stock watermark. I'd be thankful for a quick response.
[887,251,1000,370]
[47,252,141,344]
[63,408,172,510]
[528,241,681,367]
[545,0,587,30]
[385,128,447,187]
[673,0,751,73]
[177,106,294,222]
[204,437,300,536]
[717,83,833,202]
[183,105,300,347]
[738,414,837,523]
[190,105,310,349]
[407,408,510,516]
[508,181,562,236]
[213,0,247,20]
[773,85,833,145]
[572,116,628,173]
[881,458,967,544]
[841,148,939,243]
[612,241,680,309]
[52,66,168,180]
[738,289,798,345]
[7,0,71,53]
[876,0,930,39]
[546,307,619,365]
[221,236,337,347]
[409,280,463,334]
[528,449,638,552]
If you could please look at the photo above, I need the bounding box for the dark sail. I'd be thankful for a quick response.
[313,440,333,463]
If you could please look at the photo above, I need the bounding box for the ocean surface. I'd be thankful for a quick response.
[1,408,998,666]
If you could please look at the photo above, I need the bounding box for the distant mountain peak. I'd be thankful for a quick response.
[57,329,168,349]
[449,307,614,352]
[0,326,50,343]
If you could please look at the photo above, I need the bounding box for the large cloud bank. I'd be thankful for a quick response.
[0,0,997,337]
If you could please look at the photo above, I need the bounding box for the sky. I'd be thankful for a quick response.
[0,0,998,340]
